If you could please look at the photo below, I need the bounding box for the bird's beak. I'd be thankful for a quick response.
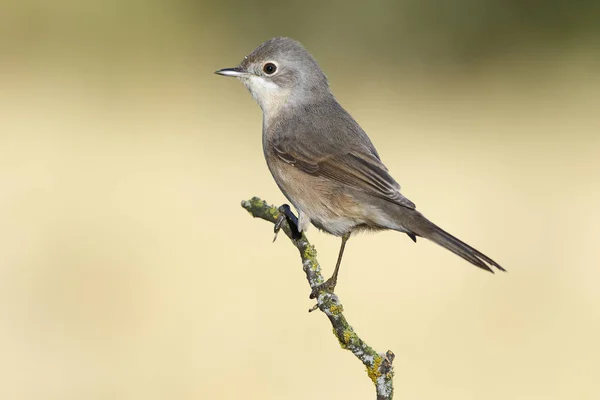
[214,67,247,77]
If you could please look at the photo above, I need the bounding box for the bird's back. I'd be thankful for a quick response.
[265,97,381,162]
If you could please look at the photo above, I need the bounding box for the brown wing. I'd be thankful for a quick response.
[273,140,416,210]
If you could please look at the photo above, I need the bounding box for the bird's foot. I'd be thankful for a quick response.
[309,276,337,299]
[273,204,302,242]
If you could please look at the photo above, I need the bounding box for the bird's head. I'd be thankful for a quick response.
[215,37,331,118]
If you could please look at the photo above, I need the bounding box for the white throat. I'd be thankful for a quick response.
[242,76,291,123]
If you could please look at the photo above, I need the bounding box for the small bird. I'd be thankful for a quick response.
[216,37,504,296]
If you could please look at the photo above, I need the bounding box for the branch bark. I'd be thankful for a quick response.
[241,196,395,399]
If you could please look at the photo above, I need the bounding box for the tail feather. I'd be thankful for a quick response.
[405,212,504,273]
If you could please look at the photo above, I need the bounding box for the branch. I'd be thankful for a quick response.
[241,196,395,400]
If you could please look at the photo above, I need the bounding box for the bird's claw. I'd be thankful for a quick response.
[273,204,302,242]
[309,277,337,299]
[273,213,285,242]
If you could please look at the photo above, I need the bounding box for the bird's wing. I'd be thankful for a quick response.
[272,136,416,210]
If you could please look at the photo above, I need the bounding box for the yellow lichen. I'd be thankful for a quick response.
[268,207,279,220]
[249,197,264,209]
[335,328,354,349]
[343,330,353,344]
[303,244,317,260]
[366,355,383,384]
[329,304,344,315]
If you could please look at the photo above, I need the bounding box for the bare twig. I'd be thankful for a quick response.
[241,197,395,399]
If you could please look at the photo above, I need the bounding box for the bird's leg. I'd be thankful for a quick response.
[310,233,350,299]
[273,204,302,242]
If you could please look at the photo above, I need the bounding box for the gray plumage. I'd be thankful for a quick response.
[216,37,503,274]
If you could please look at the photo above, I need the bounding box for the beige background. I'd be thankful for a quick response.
[1,1,599,399]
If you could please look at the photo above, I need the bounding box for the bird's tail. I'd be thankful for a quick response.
[403,210,504,273]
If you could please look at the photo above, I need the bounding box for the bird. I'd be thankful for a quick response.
[215,37,504,297]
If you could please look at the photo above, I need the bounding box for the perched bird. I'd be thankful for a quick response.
[216,37,504,296]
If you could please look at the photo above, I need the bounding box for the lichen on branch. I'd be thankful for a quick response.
[241,196,395,400]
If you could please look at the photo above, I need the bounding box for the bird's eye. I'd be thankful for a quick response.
[263,63,277,75]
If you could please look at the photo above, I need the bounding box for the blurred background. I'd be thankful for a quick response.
[1,1,599,399]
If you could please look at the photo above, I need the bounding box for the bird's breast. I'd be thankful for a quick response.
[263,147,364,236]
